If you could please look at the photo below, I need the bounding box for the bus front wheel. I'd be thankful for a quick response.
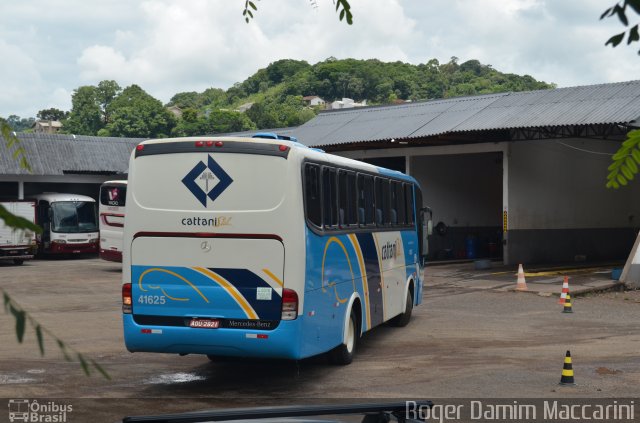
[329,309,358,365]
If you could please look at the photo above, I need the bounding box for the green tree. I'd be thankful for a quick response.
[96,80,122,125]
[36,108,68,121]
[63,86,103,135]
[104,85,176,138]
[5,115,35,132]
[202,109,256,134]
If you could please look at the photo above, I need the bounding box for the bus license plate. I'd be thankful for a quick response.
[9,250,18,255]
[189,318,220,329]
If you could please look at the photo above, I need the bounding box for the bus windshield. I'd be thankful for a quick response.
[51,201,98,233]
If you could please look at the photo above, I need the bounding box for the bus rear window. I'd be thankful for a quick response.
[132,153,287,211]
[100,186,126,207]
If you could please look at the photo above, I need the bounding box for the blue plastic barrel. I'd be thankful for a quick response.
[465,236,477,259]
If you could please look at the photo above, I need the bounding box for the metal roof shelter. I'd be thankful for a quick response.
[0,133,143,176]
[291,80,640,149]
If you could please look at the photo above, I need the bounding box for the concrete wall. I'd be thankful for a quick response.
[507,138,640,263]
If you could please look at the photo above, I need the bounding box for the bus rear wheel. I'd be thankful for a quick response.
[329,309,357,365]
[389,289,413,327]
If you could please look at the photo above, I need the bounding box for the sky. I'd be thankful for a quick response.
[0,0,637,118]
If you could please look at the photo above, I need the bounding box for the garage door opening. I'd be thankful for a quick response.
[411,152,503,262]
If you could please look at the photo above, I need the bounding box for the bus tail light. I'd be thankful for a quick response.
[281,288,298,320]
[122,283,132,314]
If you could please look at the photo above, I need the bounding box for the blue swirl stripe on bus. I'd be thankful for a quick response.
[133,265,279,320]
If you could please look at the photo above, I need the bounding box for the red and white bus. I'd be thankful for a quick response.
[32,193,99,255]
[99,180,127,262]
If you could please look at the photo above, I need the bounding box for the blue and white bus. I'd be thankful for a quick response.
[122,134,430,364]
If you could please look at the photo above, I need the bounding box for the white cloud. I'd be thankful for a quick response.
[1,0,639,117]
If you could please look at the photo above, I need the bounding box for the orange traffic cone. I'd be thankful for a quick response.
[559,350,576,385]
[516,264,528,291]
[558,276,570,305]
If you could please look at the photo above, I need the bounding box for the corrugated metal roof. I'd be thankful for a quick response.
[292,80,640,147]
[0,133,143,175]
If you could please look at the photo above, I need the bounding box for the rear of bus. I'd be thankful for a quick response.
[122,137,305,359]
[99,181,127,262]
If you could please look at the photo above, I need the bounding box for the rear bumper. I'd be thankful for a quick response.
[123,314,303,359]
[100,248,122,262]
[50,242,98,254]
[0,246,34,260]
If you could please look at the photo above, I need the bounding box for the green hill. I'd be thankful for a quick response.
[167,57,555,134]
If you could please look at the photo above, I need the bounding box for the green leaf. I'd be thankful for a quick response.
[621,164,633,180]
[600,7,613,19]
[614,4,629,25]
[248,1,257,11]
[632,148,640,163]
[627,156,639,174]
[0,204,42,233]
[622,136,639,148]
[606,32,626,47]
[629,25,640,44]
[608,160,622,171]
[11,305,26,343]
[612,147,630,160]
[90,359,111,380]
[35,325,45,356]
[3,292,10,313]
[627,0,640,15]
[57,340,73,362]
[617,173,628,186]
[78,353,91,376]
[340,9,345,21]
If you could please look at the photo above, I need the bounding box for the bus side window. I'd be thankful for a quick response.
[322,167,338,228]
[347,172,357,225]
[375,177,390,226]
[390,181,399,225]
[358,174,375,226]
[339,171,357,228]
[394,181,405,226]
[304,164,322,227]
[404,183,415,225]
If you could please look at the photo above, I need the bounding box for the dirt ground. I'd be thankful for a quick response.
[0,258,638,422]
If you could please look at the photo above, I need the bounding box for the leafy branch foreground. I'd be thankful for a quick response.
[606,129,640,188]
[2,288,110,379]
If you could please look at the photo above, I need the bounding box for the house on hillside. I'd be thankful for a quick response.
[32,120,62,134]
[329,98,367,110]
[167,106,183,118]
[236,102,254,113]
[303,95,325,107]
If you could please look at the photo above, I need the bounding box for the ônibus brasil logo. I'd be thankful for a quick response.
[182,155,233,207]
